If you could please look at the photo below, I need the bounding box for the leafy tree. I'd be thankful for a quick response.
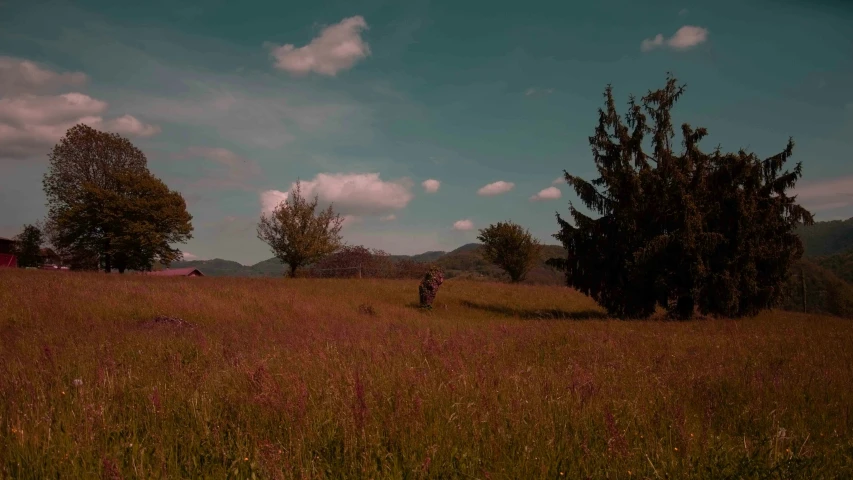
[477,221,542,283]
[257,181,344,277]
[63,169,193,273]
[308,245,393,278]
[549,74,814,319]
[43,124,150,271]
[13,224,43,268]
[43,125,192,272]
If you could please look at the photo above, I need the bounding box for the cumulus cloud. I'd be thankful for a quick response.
[260,189,289,215]
[477,180,515,196]
[552,176,565,185]
[453,219,474,231]
[0,58,160,160]
[0,56,88,95]
[294,172,414,215]
[380,214,397,221]
[269,16,371,76]
[181,252,202,261]
[421,179,440,193]
[530,186,562,201]
[641,26,709,52]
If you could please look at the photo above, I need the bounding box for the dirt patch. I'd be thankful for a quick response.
[139,315,197,330]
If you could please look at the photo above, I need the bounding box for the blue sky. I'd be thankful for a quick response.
[1,0,851,265]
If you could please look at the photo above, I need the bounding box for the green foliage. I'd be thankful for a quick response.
[256,180,344,277]
[12,224,43,268]
[779,259,853,318]
[551,74,814,319]
[418,265,445,307]
[796,217,853,257]
[62,169,193,272]
[812,250,853,284]
[476,222,542,283]
[42,124,191,272]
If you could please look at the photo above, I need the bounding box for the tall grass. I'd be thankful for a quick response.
[1,269,851,478]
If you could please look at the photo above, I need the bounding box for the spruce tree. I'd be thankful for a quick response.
[549,74,814,319]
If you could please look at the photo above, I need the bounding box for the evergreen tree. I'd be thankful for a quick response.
[13,224,43,268]
[549,74,814,319]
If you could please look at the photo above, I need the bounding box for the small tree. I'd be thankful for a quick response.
[477,221,542,283]
[257,181,344,277]
[13,224,43,268]
[308,245,393,278]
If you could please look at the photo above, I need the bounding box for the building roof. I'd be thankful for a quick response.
[148,267,204,277]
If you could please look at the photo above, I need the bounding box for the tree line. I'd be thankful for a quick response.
[9,75,815,320]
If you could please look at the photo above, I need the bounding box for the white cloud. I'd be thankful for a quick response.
[552,176,564,185]
[380,214,397,221]
[269,16,371,76]
[280,173,414,216]
[477,180,515,196]
[260,189,289,215]
[678,8,689,16]
[181,252,202,261]
[422,178,441,193]
[0,56,88,95]
[0,59,160,160]
[791,176,853,212]
[641,25,709,52]
[341,215,361,228]
[530,186,562,201]
[524,87,554,96]
[180,146,261,175]
[100,114,161,137]
[453,219,474,231]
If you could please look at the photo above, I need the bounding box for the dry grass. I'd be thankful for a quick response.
[1,269,851,479]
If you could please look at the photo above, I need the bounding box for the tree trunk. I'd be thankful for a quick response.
[675,295,695,320]
[289,263,298,278]
[104,252,112,273]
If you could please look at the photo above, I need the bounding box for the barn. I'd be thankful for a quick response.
[0,237,17,268]
[148,267,205,277]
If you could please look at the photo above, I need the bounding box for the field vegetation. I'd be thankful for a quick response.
[2,270,852,478]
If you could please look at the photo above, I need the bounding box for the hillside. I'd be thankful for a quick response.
[797,217,853,257]
[435,243,567,285]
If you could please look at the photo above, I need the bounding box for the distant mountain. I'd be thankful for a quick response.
[797,217,853,257]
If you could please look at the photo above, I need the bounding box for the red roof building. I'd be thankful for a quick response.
[148,267,205,277]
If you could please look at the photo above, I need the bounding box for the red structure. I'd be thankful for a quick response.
[0,236,17,268]
[0,253,17,268]
[148,267,205,277]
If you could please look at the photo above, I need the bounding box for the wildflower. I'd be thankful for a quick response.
[674,447,678,451]
[244,457,249,461]
[72,379,83,387]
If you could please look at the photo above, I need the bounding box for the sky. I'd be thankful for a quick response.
[1,0,851,265]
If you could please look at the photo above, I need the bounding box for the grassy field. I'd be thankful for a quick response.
[1,270,852,479]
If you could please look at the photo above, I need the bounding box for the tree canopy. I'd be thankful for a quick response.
[257,181,344,277]
[549,74,814,319]
[43,124,193,272]
[477,221,542,283]
[13,224,43,268]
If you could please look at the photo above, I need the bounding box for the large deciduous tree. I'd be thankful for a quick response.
[549,74,814,319]
[257,181,344,278]
[43,124,193,272]
[477,221,542,283]
[13,224,43,268]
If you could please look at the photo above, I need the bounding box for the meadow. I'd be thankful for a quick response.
[1,269,852,479]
